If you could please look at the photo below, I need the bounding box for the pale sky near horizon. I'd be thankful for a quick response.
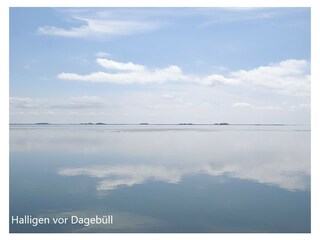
[10,7,310,124]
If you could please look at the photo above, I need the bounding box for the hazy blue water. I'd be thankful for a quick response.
[10,125,311,233]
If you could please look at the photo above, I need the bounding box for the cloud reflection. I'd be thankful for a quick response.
[58,161,309,192]
[59,165,183,190]
[11,125,310,191]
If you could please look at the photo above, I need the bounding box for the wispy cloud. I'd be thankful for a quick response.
[38,13,161,39]
[199,7,299,27]
[58,58,310,96]
[37,8,307,40]
[95,52,111,58]
[10,96,105,109]
[289,104,310,112]
[232,102,255,109]
[233,102,282,111]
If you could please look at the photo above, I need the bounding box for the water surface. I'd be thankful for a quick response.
[10,124,311,232]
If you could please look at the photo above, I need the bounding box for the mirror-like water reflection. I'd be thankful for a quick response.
[10,125,310,232]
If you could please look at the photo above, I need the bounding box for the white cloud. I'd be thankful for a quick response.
[232,102,254,109]
[230,59,310,96]
[58,58,240,86]
[201,74,240,86]
[57,58,310,97]
[38,17,159,39]
[58,62,191,84]
[96,58,145,71]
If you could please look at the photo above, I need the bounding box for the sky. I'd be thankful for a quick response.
[9,7,311,124]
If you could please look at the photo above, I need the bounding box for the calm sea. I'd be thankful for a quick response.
[10,124,311,233]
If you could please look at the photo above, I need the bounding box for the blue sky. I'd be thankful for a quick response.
[10,7,310,124]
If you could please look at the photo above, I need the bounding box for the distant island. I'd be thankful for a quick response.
[214,123,229,125]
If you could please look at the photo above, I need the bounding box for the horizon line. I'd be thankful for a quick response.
[9,122,310,126]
